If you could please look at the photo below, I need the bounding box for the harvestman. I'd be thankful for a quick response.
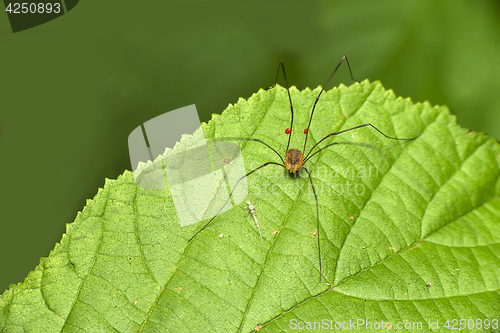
[189,56,419,282]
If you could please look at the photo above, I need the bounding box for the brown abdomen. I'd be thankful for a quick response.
[285,149,304,173]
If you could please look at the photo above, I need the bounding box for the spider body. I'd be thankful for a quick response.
[284,148,304,173]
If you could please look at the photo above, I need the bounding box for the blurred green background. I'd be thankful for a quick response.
[1,0,499,293]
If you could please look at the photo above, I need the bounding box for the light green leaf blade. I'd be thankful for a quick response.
[1,81,499,332]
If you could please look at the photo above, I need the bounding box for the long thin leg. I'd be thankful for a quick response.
[303,141,381,165]
[271,60,281,89]
[188,161,286,242]
[303,56,358,154]
[304,123,420,162]
[303,142,344,164]
[272,60,295,154]
[212,137,284,164]
[301,166,322,282]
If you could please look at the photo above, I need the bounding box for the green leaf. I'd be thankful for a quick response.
[2,81,499,332]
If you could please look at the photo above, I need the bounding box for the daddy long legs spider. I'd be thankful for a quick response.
[189,56,419,282]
